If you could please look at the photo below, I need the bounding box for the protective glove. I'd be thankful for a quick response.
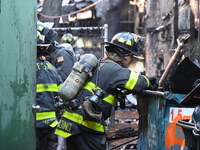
[148,76,158,91]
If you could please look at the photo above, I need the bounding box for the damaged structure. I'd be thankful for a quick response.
[137,0,200,149]
[38,0,200,149]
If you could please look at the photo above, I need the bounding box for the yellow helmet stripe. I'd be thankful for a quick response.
[126,40,132,46]
[118,37,125,43]
[62,37,67,40]
[38,26,44,32]
[133,37,138,42]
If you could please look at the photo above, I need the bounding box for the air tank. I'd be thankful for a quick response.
[59,53,98,101]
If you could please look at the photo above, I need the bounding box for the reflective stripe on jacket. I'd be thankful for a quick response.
[55,58,149,137]
[36,111,58,127]
[36,57,63,128]
[55,110,106,138]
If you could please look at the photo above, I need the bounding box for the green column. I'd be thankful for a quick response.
[0,0,37,149]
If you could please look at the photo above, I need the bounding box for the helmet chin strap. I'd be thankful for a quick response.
[120,55,127,60]
[105,46,131,61]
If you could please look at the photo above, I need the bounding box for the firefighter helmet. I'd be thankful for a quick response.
[37,31,50,47]
[37,22,50,35]
[102,32,142,56]
[61,33,78,45]
[37,31,50,56]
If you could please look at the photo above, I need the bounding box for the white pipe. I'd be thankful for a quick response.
[103,24,108,57]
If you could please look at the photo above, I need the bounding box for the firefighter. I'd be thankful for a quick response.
[37,22,75,81]
[55,32,157,150]
[47,41,75,81]
[61,33,85,61]
[61,33,78,46]
[36,31,63,150]
[37,22,57,44]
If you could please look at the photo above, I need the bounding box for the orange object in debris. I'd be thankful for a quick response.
[165,110,192,149]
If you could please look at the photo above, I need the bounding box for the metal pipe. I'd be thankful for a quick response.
[109,105,115,127]
[158,33,190,87]
[109,136,138,150]
[103,24,108,57]
[142,90,165,96]
[158,43,183,87]
[52,27,103,31]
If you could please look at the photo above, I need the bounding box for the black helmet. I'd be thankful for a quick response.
[37,22,50,35]
[37,31,43,45]
[61,33,78,45]
[37,31,50,48]
[102,32,142,56]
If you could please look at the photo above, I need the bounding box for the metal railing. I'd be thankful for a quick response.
[52,24,108,58]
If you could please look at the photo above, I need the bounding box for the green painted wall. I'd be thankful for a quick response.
[0,0,37,149]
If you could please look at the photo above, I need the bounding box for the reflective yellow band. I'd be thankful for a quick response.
[50,120,58,127]
[36,111,56,120]
[55,128,72,138]
[83,81,117,105]
[103,94,117,105]
[58,84,63,90]
[143,75,150,87]
[118,37,125,43]
[63,110,105,132]
[124,71,139,90]
[83,81,99,93]
[36,84,59,92]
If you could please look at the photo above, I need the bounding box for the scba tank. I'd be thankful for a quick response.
[59,53,98,102]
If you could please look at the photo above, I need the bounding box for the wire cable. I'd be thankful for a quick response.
[39,0,103,19]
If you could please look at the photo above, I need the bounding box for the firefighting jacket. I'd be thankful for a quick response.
[36,57,63,128]
[55,58,150,138]
[49,44,75,81]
